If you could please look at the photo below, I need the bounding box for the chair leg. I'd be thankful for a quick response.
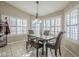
[50,48,53,55]
[46,46,48,57]
[55,49,57,57]
[42,46,44,55]
[36,48,39,57]
[59,47,61,56]
[26,42,28,49]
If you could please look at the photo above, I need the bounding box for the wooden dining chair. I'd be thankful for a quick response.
[26,30,43,57]
[45,32,64,57]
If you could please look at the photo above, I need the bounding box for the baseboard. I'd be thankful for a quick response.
[8,40,26,45]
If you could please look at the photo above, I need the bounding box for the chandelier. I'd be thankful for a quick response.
[34,1,41,23]
[35,1,39,19]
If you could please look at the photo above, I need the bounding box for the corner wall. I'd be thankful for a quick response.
[0,1,31,43]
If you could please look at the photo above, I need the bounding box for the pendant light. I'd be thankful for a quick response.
[34,1,39,23]
[35,1,39,20]
[34,1,41,23]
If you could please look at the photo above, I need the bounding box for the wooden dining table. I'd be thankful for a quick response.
[28,34,55,55]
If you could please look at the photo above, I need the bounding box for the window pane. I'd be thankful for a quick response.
[22,20,27,26]
[50,16,61,36]
[17,19,22,26]
[22,27,27,34]
[51,19,54,26]
[10,27,16,34]
[55,17,61,26]
[17,27,22,34]
[65,9,78,40]
[32,20,41,34]
[10,16,16,26]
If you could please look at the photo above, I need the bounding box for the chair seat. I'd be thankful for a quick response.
[30,41,43,48]
[46,43,55,49]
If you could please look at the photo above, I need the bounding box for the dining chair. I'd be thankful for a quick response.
[30,38,43,57]
[43,30,50,36]
[26,30,35,49]
[28,30,34,34]
[38,30,50,54]
[26,30,43,57]
[45,32,64,57]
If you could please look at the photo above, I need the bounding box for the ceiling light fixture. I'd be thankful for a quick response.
[34,1,41,23]
[35,1,39,20]
[34,1,39,23]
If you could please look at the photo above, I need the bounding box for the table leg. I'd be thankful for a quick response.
[36,48,39,57]
[46,40,48,57]
[42,42,44,55]
[46,46,48,57]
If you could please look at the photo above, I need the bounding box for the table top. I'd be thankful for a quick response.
[28,34,55,41]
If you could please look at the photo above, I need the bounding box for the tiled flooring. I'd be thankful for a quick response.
[0,41,74,57]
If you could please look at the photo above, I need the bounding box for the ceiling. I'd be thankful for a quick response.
[5,1,70,16]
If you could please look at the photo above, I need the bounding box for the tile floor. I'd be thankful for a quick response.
[0,41,74,57]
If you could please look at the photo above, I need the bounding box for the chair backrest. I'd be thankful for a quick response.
[27,30,34,41]
[55,32,64,48]
[43,30,50,36]
[28,30,34,34]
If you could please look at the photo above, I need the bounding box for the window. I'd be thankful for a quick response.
[42,20,46,31]
[51,19,55,35]
[17,19,23,34]
[65,9,78,40]
[10,16,17,35]
[42,19,51,31]
[32,20,41,34]
[22,20,27,34]
[42,16,61,36]
[51,16,61,36]
[45,19,51,30]
[1,15,28,35]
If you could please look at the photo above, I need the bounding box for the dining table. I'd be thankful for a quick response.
[27,34,55,55]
